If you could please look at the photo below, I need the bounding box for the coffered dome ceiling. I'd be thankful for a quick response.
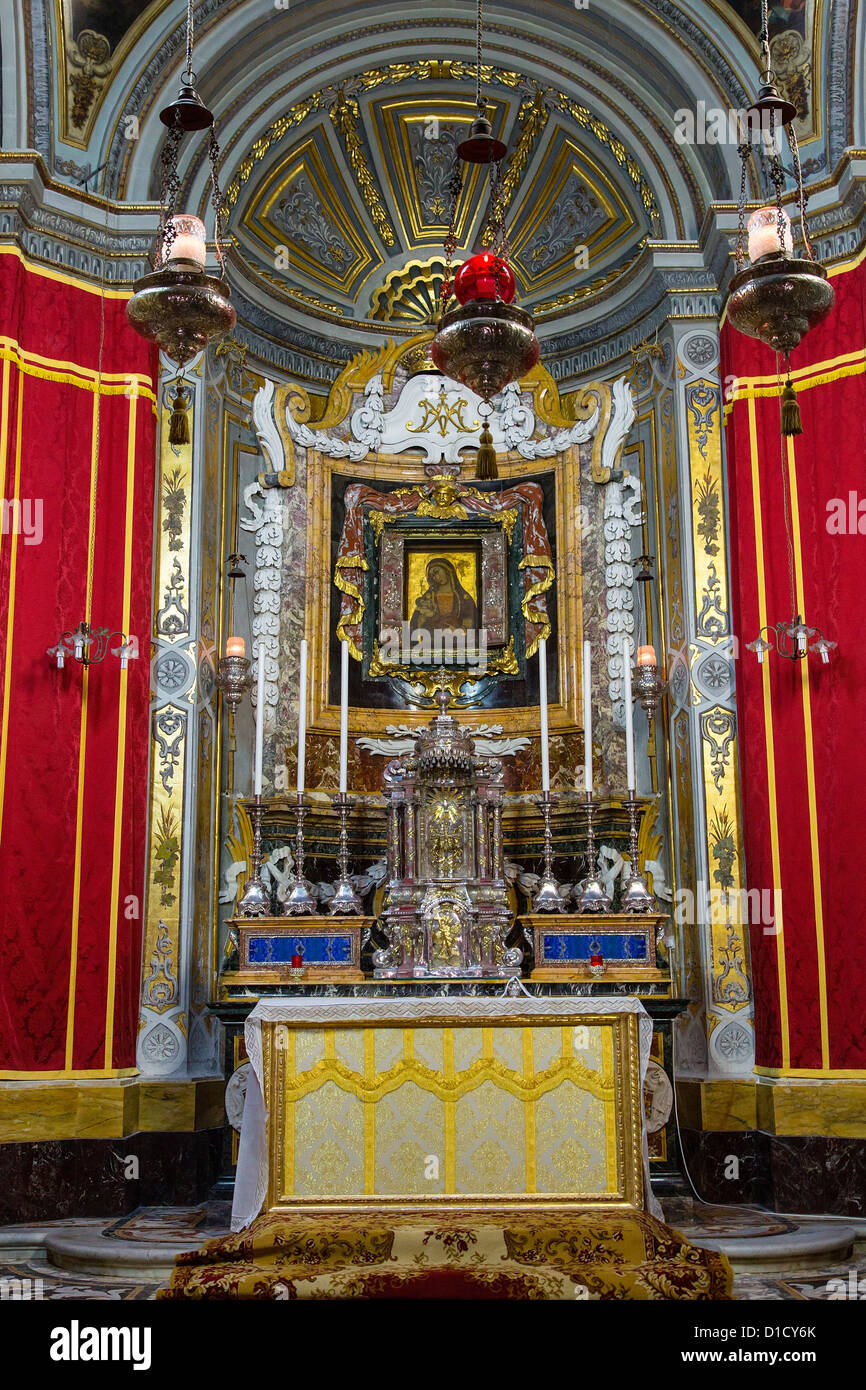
[226,73,654,329]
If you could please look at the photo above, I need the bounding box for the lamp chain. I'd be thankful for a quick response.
[490,158,509,259]
[87,178,109,625]
[759,0,771,79]
[440,159,463,315]
[184,0,195,82]
[209,127,227,274]
[735,142,749,267]
[788,123,813,259]
[775,354,798,618]
[475,0,484,113]
[155,115,183,265]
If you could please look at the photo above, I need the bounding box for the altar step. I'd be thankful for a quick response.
[42,1227,208,1282]
[2,1205,862,1285]
[664,1202,863,1274]
[0,1211,227,1284]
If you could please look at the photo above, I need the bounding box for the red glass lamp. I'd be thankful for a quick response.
[453,252,516,305]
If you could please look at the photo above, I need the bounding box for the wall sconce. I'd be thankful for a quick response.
[47,623,138,671]
[747,615,835,664]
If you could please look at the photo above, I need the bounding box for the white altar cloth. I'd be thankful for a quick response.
[232,994,660,1231]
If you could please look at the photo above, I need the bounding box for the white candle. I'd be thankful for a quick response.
[253,644,265,797]
[538,637,550,793]
[338,638,349,795]
[296,638,308,795]
[622,634,636,793]
[163,214,207,267]
[582,639,593,796]
[747,206,793,262]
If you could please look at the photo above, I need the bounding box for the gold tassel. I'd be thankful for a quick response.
[476,420,498,479]
[168,381,192,446]
[780,376,802,437]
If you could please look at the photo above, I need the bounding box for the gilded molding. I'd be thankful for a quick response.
[680,347,750,1022]
[330,91,397,248]
[480,89,551,245]
[141,379,196,1045]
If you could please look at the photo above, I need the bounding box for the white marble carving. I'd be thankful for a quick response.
[262,845,295,904]
[604,472,644,726]
[265,369,634,470]
[239,480,283,729]
[601,376,636,477]
[225,1061,251,1132]
[252,378,283,474]
[219,858,247,906]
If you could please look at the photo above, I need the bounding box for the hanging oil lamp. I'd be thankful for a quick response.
[724,0,834,435]
[431,0,539,448]
[126,1,235,365]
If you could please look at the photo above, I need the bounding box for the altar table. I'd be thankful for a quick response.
[232,995,657,1231]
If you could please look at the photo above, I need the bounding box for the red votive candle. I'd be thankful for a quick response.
[291,954,303,969]
[590,951,604,968]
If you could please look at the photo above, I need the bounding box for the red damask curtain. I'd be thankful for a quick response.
[722,254,866,1074]
[0,249,158,1076]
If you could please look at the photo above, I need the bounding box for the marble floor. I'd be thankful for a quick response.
[0,1202,863,1299]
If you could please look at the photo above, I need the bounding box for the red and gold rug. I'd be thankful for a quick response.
[159,1208,733,1300]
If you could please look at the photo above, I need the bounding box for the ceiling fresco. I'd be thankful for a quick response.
[58,0,170,147]
[721,0,820,139]
[229,75,651,331]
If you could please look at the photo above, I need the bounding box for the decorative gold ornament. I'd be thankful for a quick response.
[330,90,397,247]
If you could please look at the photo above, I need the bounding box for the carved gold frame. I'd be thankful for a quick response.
[304,441,583,737]
[261,1010,644,1212]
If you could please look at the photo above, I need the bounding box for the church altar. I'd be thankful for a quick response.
[231,994,658,1232]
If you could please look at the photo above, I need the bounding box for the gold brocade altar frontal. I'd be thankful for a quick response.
[258,1006,645,1212]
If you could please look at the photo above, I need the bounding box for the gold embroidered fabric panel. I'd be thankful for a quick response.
[264,1016,641,1209]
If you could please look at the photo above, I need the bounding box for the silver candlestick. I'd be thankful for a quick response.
[237,794,272,917]
[575,791,612,912]
[284,792,317,915]
[620,789,656,912]
[532,790,565,911]
[330,792,362,914]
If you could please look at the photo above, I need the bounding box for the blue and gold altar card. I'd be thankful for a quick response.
[233,917,370,982]
[524,913,667,980]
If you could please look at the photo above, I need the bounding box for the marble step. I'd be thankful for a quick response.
[43,1227,207,1282]
[688,1221,857,1274]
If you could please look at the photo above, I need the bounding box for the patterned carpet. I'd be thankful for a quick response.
[103,1207,211,1243]
[159,1208,733,1300]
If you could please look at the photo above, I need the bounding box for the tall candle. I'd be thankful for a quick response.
[338,638,349,795]
[538,637,550,793]
[622,634,636,793]
[296,638,308,795]
[253,643,265,797]
[582,639,593,796]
